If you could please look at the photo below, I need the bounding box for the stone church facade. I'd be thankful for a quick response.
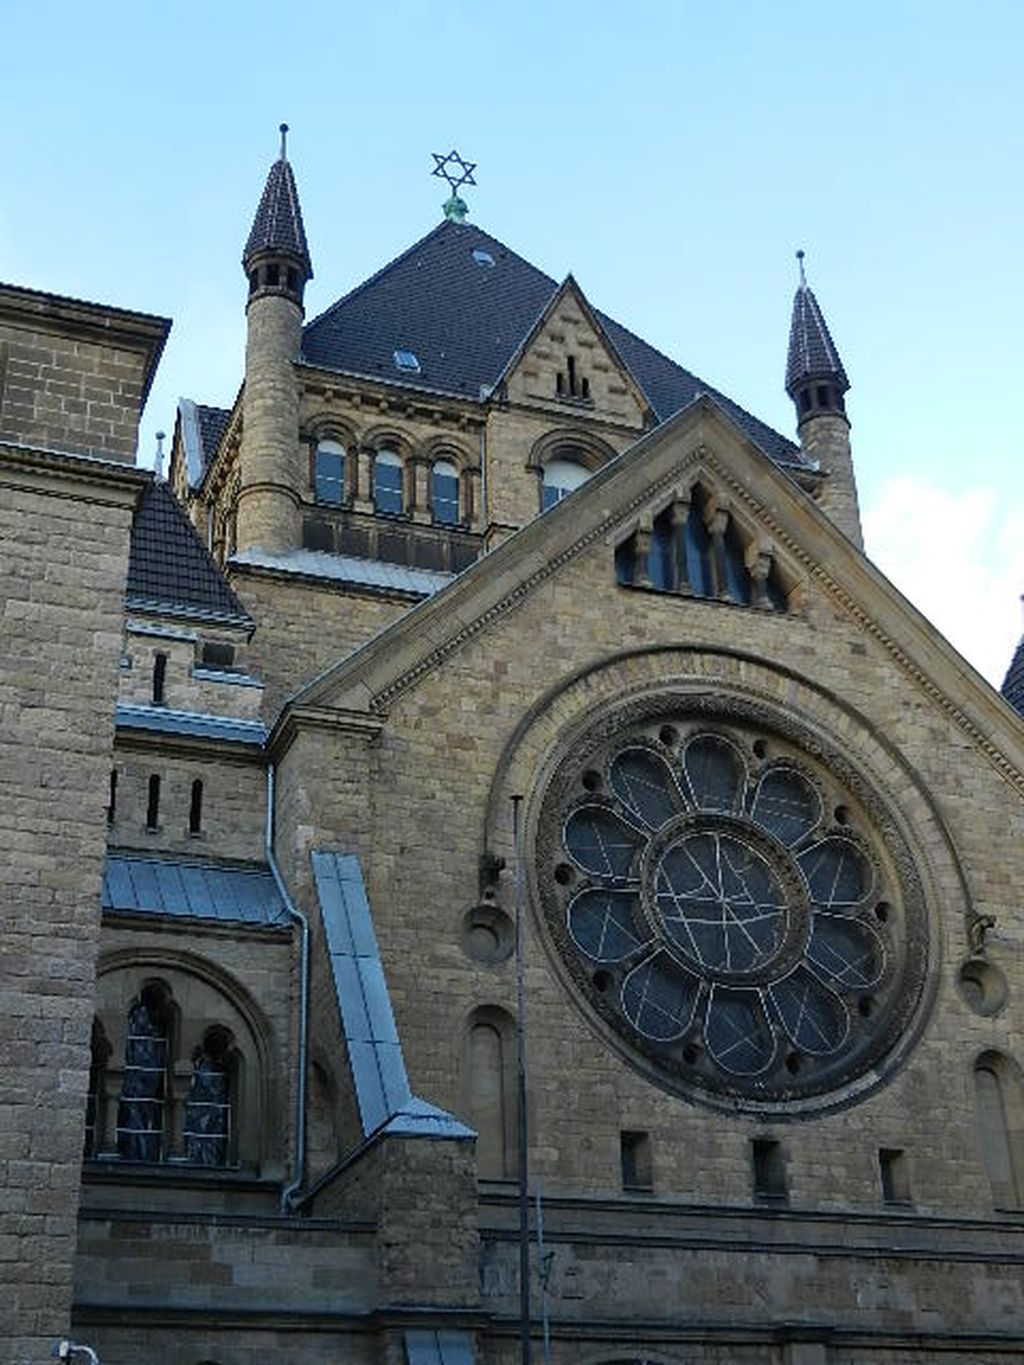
[4,136,1024,1364]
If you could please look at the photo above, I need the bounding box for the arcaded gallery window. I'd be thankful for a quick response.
[315,438,346,505]
[431,459,460,524]
[374,449,404,515]
[88,970,264,1171]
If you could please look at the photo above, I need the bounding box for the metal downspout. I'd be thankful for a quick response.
[266,762,309,1213]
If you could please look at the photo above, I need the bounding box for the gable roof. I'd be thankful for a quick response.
[302,220,807,469]
[126,479,252,626]
[178,397,231,487]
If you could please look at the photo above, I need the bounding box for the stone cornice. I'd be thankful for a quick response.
[0,440,149,507]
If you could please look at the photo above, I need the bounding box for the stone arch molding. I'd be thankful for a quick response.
[482,645,968,1117]
[95,946,280,1169]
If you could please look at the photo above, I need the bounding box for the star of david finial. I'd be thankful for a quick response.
[431,149,477,222]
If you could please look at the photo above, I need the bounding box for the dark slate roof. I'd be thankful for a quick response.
[786,283,849,394]
[243,155,312,276]
[1002,638,1024,717]
[126,479,252,625]
[197,403,230,466]
[103,852,289,928]
[302,221,806,469]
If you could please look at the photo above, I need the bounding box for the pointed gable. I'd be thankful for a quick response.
[499,275,650,427]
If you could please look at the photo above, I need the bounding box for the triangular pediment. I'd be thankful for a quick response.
[278,396,1024,787]
[499,276,650,428]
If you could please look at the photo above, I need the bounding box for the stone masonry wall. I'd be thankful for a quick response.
[0,449,142,1364]
[0,289,164,462]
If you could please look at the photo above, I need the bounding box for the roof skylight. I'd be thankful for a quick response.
[472,248,495,267]
[393,349,421,374]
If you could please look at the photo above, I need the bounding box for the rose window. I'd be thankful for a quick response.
[535,709,928,1111]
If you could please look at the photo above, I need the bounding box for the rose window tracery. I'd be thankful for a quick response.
[535,707,928,1112]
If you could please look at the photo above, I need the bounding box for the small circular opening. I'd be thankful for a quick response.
[468,923,499,957]
[592,970,612,993]
[659,726,678,748]
[857,995,875,1018]
[834,805,849,826]
[875,901,890,923]
[958,957,1008,1018]
[461,905,515,965]
[554,863,574,886]
[752,739,767,760]
[582,769,601,792]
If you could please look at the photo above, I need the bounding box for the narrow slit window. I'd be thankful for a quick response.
[752,1137,787,1201]
[620,1130,653,1191]
[189,779,203,836]
[107,769,117,825]
[879,1148,911,1204]
[152,652,167,706]
[146,774,161,831]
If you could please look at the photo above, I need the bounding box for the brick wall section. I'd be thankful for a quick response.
[0,447,143,1364]
[0,286,167,462]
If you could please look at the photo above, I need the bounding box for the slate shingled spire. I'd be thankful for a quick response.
[1003,630,1024,718]
[243,124,313,300]
[785,251,848,406]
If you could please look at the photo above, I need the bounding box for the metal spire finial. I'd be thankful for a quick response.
[279,123,289,161]
[154,430,166,481]
[796,248,807,288]
[431,149,477,222]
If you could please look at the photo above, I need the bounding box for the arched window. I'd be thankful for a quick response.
[974,1051,1024,1209]
[464,1007,517,1179]
[117,982,172,1161]
[374,449,403,515]
[431,459,460,525]
[184,1026,234,1166]
[542,456,590,511]
[315,439,346,505]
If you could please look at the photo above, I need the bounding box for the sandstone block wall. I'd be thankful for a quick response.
[0,286,166,462]
[0,448,142,1364]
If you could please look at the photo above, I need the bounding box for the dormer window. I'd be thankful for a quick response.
[314,439,346,505]
[542,457,590,511]
[374,449,404,515]
[431,459,460,525]
[393,349,421,374]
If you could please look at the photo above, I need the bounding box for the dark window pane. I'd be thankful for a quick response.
[315,448,345,505]
[432,467,459,524]
[375,458,403,514]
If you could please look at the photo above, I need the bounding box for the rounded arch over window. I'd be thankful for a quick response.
[94,953,277,1172]
[529,430,616,513]
[373,447,404,515]
[314,437,347,505]
[431,458,460,524]
[974,1050,1024,1209]
[462,1005,518,1179]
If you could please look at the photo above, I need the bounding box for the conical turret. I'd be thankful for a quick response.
[786,252,861,547]
[243,124,313,309]
[236,126,310,555]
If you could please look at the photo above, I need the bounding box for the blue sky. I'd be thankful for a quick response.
[4,1,1022,684]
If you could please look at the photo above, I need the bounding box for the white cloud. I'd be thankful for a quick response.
[862,476,1024,689]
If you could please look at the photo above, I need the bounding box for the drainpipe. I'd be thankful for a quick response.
[265,762,309,1213]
